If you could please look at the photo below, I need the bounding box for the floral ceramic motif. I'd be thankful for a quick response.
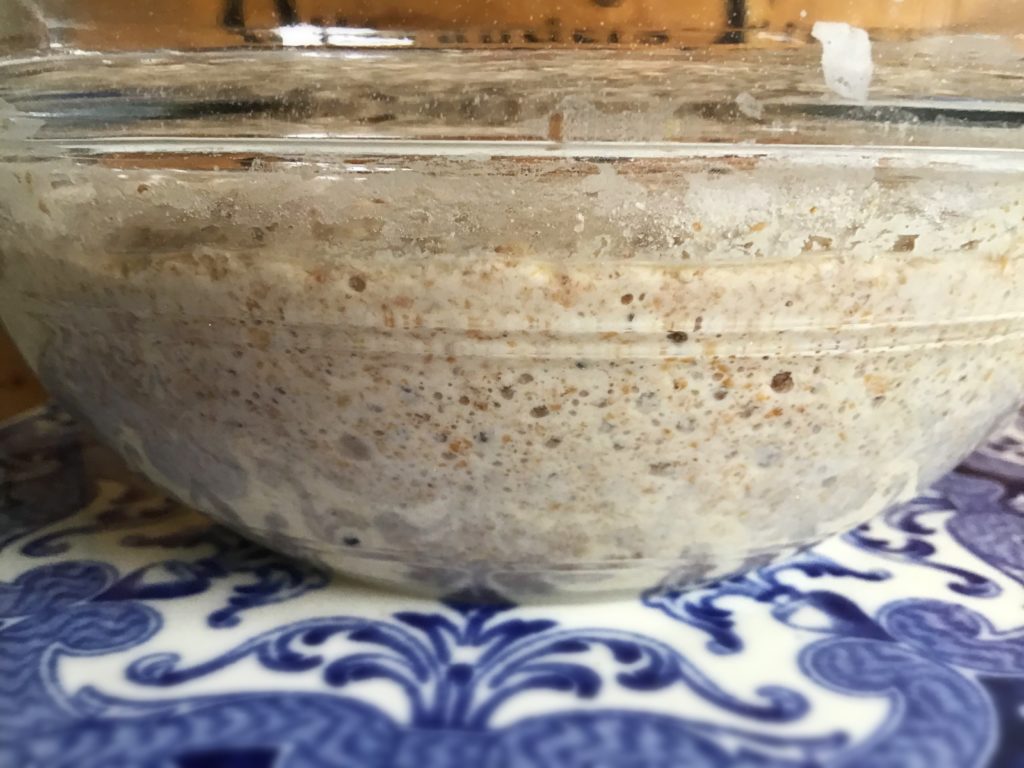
[1,406,1023,767]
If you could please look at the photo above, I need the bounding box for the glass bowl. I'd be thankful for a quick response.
[2,0,1023,599]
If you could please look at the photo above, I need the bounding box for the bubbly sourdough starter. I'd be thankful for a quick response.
[2,144,1023,597]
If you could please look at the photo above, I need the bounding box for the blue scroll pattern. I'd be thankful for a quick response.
[2,405,1024,767]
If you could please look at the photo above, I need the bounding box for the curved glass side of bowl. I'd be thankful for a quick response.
[1,1,1024,599]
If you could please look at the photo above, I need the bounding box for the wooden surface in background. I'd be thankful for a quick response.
[0,328,46,421]
[13,0,1021,53]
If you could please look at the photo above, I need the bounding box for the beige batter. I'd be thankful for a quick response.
[2,141,1023,598]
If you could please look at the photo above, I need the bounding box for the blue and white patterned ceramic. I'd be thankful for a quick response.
[1,405,1023,767]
